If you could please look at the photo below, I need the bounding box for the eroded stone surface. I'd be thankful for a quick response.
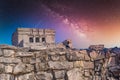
[5,65,13,73]
[36,72,53,80]
[0,57,21,64]
[48,61,73,70]
[67,68,83,80]
[0,45,119,80]
[13,63,33,75]
[54,70,65,79]
[66,51,84,61]
[3,49,15,57]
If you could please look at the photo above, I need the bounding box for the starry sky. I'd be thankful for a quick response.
[1,0,120,48]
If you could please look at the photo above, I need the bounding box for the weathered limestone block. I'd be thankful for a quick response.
[48,61,73,70]
[30,58,36,64]
[5,65,13,73]
[13,63,33,75]
[73,61,84,68]
[54,70,65,79]
[15,73,34,80]
[89,44,104,51]
[22,57,36,64]
[0,49,3,56]
[59,55,66,61]
[22,57,31,63]
[3,49,15,57]
[0,74,14,80]
[79,50,90,61]
[35,52,49,62]
[36,58,41,63]
[47,51,56,55]
[15,52,34,57]
[84,69,90,77]
[59,51,66,55]
[35,62,48,71]
[0,64,5,73]
[89,50,98,60]
[67,68,83,80]
[56,43,66,49]
[35,51,47,57]
[36,56,49,63]
[51,55,60,61]
[83,61,94,69]
[0,57,21,64]
[66,51,84,61]
[0,44,17,50]
[36,72,53,80]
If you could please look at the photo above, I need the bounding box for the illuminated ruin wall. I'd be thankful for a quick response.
[0,45,119,80]
[12,28,55,49]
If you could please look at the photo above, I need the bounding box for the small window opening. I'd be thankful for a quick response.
[29,37,34,43]
[36,37,40,42]
[42,37,46,42]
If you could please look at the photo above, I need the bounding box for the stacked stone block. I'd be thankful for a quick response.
[0,45,119,80]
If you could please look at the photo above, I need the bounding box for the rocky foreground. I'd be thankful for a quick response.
[0,44,120,80]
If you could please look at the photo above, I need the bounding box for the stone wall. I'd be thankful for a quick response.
[0,45,119,80]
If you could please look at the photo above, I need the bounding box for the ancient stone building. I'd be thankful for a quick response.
[12,28,55,49]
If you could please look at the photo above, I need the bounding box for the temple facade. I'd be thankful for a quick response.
[12,28,55,49]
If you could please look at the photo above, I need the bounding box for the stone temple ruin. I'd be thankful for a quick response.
[12,28,55,49]
[0,28,120,80]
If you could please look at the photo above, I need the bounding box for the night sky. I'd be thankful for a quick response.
[1,0,120,48]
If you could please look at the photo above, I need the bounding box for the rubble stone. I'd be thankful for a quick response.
[36,72,53,80]
[73,61,84,68]
[0,74,14,80]
[66,51,84,61]
[0,57,21,64]
[48,61,73,69]
[83,61,94,69]
[89,50,98,59]
[3,49,15,57]
[13,63,33,75]
[51,55,60,61]
[15,52,34,57]
[67,68,83,80]
[54,70,65,79]
[5,65,13,73]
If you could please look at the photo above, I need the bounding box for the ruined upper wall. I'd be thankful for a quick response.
[0,44,118,80]
[16,28,55,35]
